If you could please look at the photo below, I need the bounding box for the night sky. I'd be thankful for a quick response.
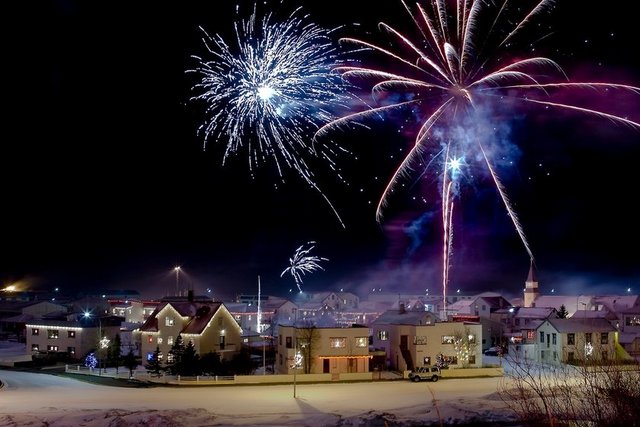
[3,1,640,300]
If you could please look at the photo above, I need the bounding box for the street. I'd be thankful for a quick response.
[0,369,516,426]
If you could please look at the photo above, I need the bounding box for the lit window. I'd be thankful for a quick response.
[47,345,59,352]
[378,330,389,341]
[167,336,174,345]
[330,337,346,348]
[48,330,59,339]
[148,335,154,343]
[165,317,175,326]
[68,331,75,338]
[31,344,39,352]
[441,335,455,344]
[157,337,163,344]
[414,336,427,345]
[32,328,39,336]
[68,347,75,356]
[355,337,368,348]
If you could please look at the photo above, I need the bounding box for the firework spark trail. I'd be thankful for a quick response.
[281,241,329,293]
[314,0,640,301]
[188,3,353,227]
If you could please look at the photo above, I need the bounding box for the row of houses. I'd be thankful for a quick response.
[2,267,640,373]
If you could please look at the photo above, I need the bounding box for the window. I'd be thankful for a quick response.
[157,337,163,344]
[378,330,389,341]
[68,347,75,356]
[48,330,59,339]
[527,330,535,340]
[585,332,592,344]
[330,337,346,348]
[414,336,427,345]
[355,337,368,348]
[47,345,59,352]
[441,335,455,344]
[626,316,640,326]
[553,351,557,360]
[568,333,575,345]
[165,317,175,326]
[279,354,283,365]
[423,356,431,365]
[31,344,39,352]
[286,336,292,349]
[541,350,545,359]
[68,330,75,338]
[552,333,557,345]
[469,355,476,364]
[539,331,545,343]
[146,352,154,362]
[167,336,174,345]
[568,352,574,362]
[32,328,39,336]
[601,332,608,344]
[167,353,175,364]
[147,335,154,343]
[279,335,282,345]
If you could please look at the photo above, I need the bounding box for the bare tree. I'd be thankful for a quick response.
[296,322,320,374]
[498,349,640,426]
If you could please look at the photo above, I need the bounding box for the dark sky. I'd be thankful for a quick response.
[3,1,640,301]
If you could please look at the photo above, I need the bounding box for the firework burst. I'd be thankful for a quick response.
[281,241,328,293]
[188,2,353,226]
[315,0,640,310]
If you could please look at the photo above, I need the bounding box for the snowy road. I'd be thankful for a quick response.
[0,369,515,426]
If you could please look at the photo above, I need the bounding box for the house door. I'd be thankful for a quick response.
[323,358,330,373]
[219,335,225,350]
[400,335,408,349]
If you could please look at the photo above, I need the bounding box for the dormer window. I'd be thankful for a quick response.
[166,316,175,326]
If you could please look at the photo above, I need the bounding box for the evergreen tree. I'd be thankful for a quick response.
[557,304,569,319]
[180,340,201,376]
[145,346,163,376]
[199,351,222,375]
[167,335,185,375]
[123,348,139,379]
[109,333,122,373]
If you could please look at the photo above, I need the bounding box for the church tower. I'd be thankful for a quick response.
[523,261,539,308]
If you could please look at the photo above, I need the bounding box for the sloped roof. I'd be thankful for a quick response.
[546,317,615,333]
[371,309,438,325]
[514,307,556,319]
[570,309,618,321]
[137,301,223,335]
[592,295,640,313]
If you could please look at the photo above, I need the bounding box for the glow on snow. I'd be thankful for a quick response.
[188,3,352,226]
[281,241,328,293]
[315,0,640,313]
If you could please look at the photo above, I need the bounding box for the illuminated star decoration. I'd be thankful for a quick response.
[281,241,328,293]
[188,2,353,226]
[315,0,640,313]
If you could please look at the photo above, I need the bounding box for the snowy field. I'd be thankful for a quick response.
[0,342,517,426]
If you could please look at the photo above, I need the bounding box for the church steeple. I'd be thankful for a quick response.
[524,260,539,308]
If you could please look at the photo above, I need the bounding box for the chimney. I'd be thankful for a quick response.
[399,303,406,314]
[188,289,194,302]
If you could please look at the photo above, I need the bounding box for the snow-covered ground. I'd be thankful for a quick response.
[0,341,518,426]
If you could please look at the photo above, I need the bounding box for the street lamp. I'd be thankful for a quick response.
[83,311,108,375]
[292,348,303,398]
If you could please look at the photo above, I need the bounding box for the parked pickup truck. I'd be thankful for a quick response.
[408,365,441,382]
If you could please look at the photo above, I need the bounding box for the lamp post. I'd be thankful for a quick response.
[292,348,302,398]
[83,312,109,375]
